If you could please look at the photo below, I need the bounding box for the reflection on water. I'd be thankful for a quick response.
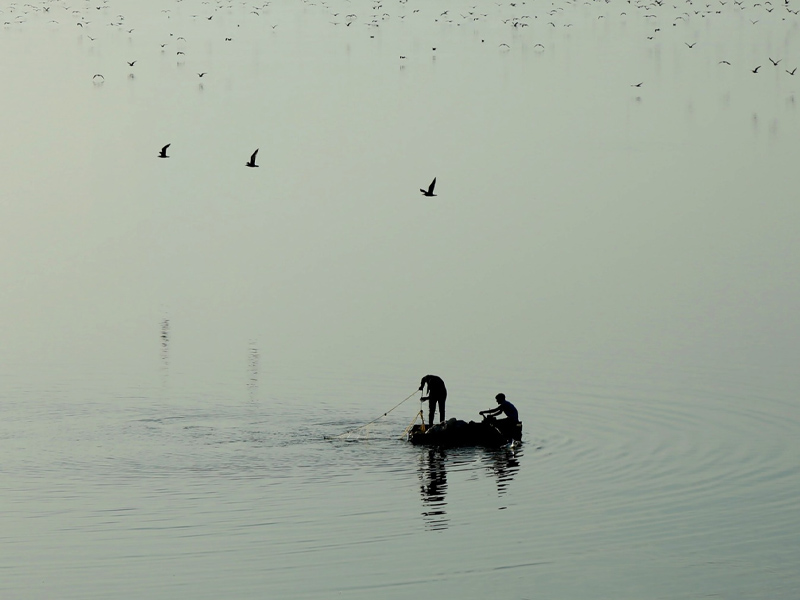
[159,316,170,386]
[419,448,449,531]
[160,317,170,367]
[483,446,521,497]
[418,445,524,530]
[247,340,259,399]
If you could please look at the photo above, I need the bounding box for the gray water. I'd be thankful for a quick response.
[2,0,800,598]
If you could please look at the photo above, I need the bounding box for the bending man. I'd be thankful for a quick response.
[480,393,519,424]
[419,374,447,427]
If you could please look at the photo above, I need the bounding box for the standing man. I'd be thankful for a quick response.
[419,375,447,428]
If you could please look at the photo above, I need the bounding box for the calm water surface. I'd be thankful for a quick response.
[2,0,800,598]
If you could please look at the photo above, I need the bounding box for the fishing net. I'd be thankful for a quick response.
[324,390,421,442]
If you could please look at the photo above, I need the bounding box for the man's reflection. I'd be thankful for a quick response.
[419,447,449,530]
[486,445,521,496]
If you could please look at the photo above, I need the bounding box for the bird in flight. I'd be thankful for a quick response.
[752,65,761,73]
[631,82,643,87]
[420,177,437,196]
[158,143,170,158]
[769,57,782,66]
[198,72,207,77]
[246,149,259,167]
[127,60,136,66]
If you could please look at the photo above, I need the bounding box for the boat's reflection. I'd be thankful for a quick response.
[418,444,522,531]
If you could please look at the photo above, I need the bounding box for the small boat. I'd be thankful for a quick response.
[407,417,522,448]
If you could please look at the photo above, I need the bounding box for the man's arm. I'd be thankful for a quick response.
[419,376,429,399]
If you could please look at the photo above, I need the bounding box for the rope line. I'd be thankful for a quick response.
[331,389,421,439]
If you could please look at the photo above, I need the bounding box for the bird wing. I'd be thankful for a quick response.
[162,143,170,153]
[250,149,259,162]
[428,178,436,194]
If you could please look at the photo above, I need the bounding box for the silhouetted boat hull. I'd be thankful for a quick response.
[408,418,522,448]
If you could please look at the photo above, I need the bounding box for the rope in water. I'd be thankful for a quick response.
[329,389,421,439]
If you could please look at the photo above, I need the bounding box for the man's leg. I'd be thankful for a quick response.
[439,399,446,423]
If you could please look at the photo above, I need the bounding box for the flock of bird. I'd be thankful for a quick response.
[156,144,259,167]
[4,0,798,156]
[156,141,437,194]
[5,0,797,80]
[6,0,796,97]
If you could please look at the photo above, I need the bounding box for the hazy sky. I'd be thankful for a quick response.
[1,0,799,392]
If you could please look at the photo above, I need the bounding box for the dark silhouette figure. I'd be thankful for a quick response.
[158,143,170,158]
[127,60,137,66]
[420,448,449,530]
[480,393,519,425]
[420,177,437,196]
[485,446,521,496]
[419,374,447,427]
[752,66,761,73]
[246,148,259,167]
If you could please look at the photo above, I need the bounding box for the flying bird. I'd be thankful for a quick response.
[127,60,136,66]
[158,143,170,158]
[420,177,437,196]
[197,72,207,77]
[752,65,761,73]
[246,149,259,167]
